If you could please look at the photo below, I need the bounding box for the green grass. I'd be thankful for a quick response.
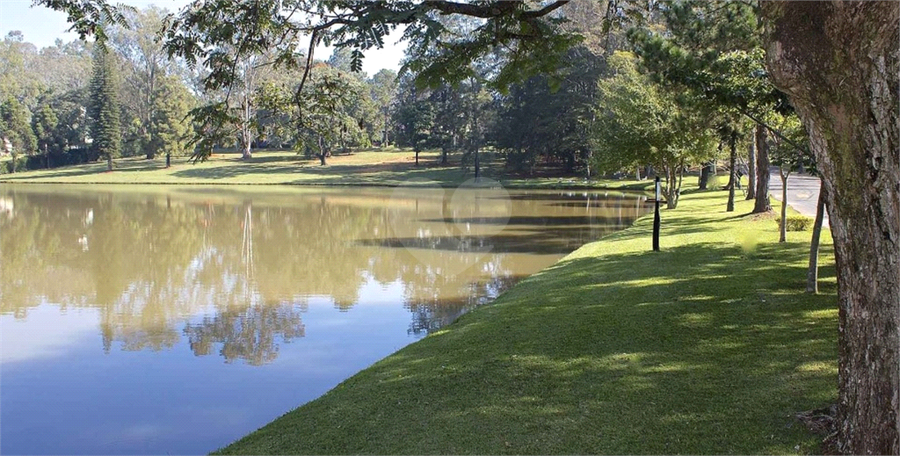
[0,149,651,191]
[215,188,837,455]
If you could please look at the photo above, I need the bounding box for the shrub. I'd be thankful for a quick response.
[1,156,29,174]
[778,215,813,232]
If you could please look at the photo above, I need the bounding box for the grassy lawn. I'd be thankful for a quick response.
[0,148,650,190]
[215,188,837,455]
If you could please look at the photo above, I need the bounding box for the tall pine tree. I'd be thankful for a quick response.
[89,44,121,170]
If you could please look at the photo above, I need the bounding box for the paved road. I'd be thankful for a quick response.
[769,170,829,227]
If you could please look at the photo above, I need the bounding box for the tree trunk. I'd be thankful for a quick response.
[753,124,772,213]
[726,132,737,212]
[383,110,389,147]
[585,150,592,179]
[763,3,899,453]
[474,147,480,179]
[807,181,827,294]
[746,136,757,200]
[664,164,677,209]
[699,162,713,190]
[779,169,788,243]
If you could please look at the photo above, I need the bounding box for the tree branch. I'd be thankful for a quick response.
[522,1,569,19]
[739,108,811,155]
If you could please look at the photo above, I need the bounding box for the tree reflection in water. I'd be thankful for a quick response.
[184,302,307,365]
[0,186,649,364]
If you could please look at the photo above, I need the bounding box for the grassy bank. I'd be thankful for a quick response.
[0,149,648,191]
[216,189,837,455]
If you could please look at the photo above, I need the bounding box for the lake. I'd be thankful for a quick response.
[0,184,650,455]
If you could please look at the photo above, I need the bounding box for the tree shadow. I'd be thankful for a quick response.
[223,238,838,455]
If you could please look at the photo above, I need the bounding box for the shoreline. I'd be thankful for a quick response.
[213,187,837,455]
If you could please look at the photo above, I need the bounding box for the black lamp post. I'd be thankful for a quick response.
[653,176,660,251]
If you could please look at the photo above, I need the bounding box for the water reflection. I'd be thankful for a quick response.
[1,186,649,362]
[184,302,307,365]
[0,184,650,454]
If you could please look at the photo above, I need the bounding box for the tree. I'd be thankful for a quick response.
[494,46,604,176]
[630,1,782,214]
[50,88,91,151]
[148,75,193,159]
[762,2,899,453]
[31,101,63,168]
[109,6,175,159]
[392,76,435,166]
[806,181,827,294]
[0,32,44,109]
[0,96,37,161]
[88,44,122,170]
[298,68,366,165]
[368,69,397,147]
[752,124,771,213]
[767,113,811,243]
[594,51,716,209]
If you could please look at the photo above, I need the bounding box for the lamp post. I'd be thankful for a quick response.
[653,176,660,251]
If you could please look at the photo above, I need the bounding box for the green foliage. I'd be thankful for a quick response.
[629,1,792,133]
[255,65,369,162]
[32,102,64,154]
[34,0,131,44]
[0,96,37,155]
[88,45,122,159]
[392,82,435,153]
[593,51,716,207]
[768,112,813,173]
[495,46,605,175]
[779,215,813,232]
[149,75,194,158]
[368,69,398,146]
[109,5,192,159]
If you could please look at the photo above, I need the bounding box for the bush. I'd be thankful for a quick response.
[778,215,813,232]
[0,148,101,174]
[0,156,29,174]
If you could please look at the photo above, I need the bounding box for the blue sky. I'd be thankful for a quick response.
[0,0,405,75]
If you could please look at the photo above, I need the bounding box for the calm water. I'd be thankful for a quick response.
[0,184,650,455]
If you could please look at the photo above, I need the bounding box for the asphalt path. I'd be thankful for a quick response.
[768,170,829,227]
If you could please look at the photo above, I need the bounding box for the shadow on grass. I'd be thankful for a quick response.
[219,238,837,455]
[418,214,645,227]
[0,164,108,180]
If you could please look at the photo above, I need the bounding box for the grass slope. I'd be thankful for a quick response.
[217,189,837,455]
[0,149,649,191]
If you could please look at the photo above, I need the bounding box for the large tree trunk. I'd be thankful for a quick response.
[753,124,772,213]
[762,2,899,454]
[807,181,827,294]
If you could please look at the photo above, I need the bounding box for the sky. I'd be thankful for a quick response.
[0,0,406,76]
